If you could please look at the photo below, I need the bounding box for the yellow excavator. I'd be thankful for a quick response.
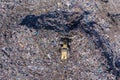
[60,37,71,60]
[61,43,69,60]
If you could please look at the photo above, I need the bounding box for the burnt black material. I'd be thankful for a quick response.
[101,0,109,3]
[20,10,120,77]
[115,58,120,69]
[107,13,120,25]
[20,11,90,33]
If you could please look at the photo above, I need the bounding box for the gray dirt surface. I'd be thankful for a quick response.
[0,0,120,80]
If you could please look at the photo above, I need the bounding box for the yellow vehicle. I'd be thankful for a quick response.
[61,43,69,60]
[60,37,71,60]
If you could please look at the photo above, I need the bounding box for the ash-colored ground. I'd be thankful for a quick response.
[0,0,120,80]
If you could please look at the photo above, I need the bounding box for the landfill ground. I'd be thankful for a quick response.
[0,0,120,80]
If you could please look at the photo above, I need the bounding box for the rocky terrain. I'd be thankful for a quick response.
[0,0,120,80]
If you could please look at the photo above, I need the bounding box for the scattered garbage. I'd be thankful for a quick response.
[1,0,120,80]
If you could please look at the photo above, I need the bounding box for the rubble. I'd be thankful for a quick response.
[0,0,120,80]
